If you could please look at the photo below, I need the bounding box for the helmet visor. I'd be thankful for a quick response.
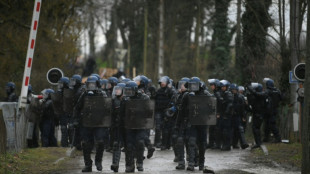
[123,87,135,97]
[178,81,187,90]
[188,81,199,92]
[86,82,97,91]
[69,78,77,87]
[112,86,123,97]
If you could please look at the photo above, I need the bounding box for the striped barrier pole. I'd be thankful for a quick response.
[19,0,42,108]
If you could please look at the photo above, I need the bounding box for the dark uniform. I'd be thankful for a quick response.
[121,81,151,172]
[155,76,176,150]
[39,89,57,147]
[218,80,233,151]
[264,79,282,143]
[247,83,268,149]
[231,84,249,149]
[110,84,126,172]
[5,82,18,102]
[73,76,109,172]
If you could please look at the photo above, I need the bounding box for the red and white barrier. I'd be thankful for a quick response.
[19,0,42,108]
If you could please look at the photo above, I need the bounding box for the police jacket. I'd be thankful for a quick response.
[112,96,122,127]
[6,92,18,102]
[119,91,150,125]
[265,87,282,111]
[73,89,108,123]
[155,87,175,111]
[213,90,223,116]
[233,93,246,119]
[175,91,190,128]
[247,87,268,115]
[41,99,55,121]
[220,90,234,116]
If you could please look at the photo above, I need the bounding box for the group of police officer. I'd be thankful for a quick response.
[4,73,282,173]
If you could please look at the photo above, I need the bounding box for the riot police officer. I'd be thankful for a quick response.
[155,76,176,150]
[5,82,18,102]
[110,83,126,172]
[67,74,83,149]
[107,77,119,96]
[73,76,109,172]
[247,83,268,149]
[218,80,233,151]
[175,77,196,170]
[263,79,282,143]
[121,81,151,172]
[39,89,57,147]
[230,84,249,149]
[188,77,212,170]
[133,75,155,159]
[57,77,70,147]
[207,79,221,149]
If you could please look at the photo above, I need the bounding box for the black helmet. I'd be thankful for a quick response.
[219,80,230,88]
[158,76,170,85]
[177,77,190,91]
[186,77,201,92]
[121,78,131,83]
[230,83,238,91]
[207,79,220,87]
[133,75,149,88]
[57,77,70,91]
[86,76,98,91]
[6,82,16,94]
[41,88,54,100]
[112,83,126,98]
[91,73,100,80]
[100,79,109,89]
[265,79,274,89]
[70,74,82,88]
[108,77,119,88]
[250,82,263,92]
[123,81,138,97]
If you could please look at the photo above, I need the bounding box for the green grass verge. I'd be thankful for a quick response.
[252,143,302,169]
[0,147,68,174]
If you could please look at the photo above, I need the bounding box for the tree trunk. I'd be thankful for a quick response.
[290,0,300,125]
[301,1,310,173]
[158,0,164,78]
[143,5,148,75]
[194,0,201,75]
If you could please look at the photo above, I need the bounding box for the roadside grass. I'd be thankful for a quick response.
[0,147,69,174]
[251,143,302,170]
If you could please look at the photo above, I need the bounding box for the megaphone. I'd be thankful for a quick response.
[293,63,305,82]
[46,68,64,85]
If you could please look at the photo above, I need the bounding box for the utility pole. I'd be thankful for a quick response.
[158,0,164,78]
[302,1,310,173]
[290,0,300,130]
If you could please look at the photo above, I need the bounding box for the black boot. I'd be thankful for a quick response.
[154,129,162,148]
[82,142,93,172]
[111,142,121,172]
[136,162,144,171]
[187,164,195,171]
[95,142,104,171]
[82,165,92,172]
[125,148,135,173]
[176,163,185,170]
[147,146,155,159]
